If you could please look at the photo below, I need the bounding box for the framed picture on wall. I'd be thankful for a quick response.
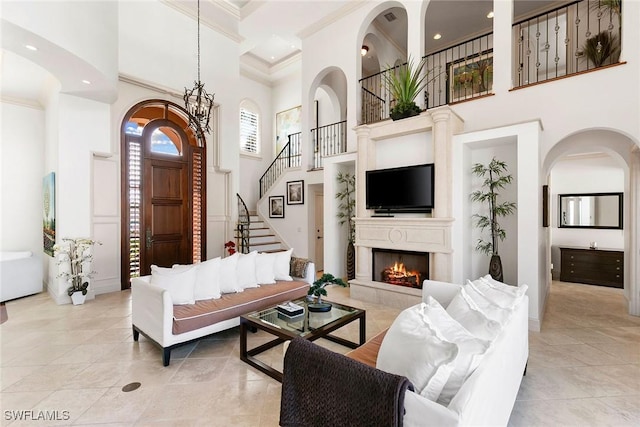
[447,49,493,103]
[275,105,302,155]
[269,196,285,218]
[287,180,304,205]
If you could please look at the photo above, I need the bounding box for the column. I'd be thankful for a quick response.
[354,125,373,281]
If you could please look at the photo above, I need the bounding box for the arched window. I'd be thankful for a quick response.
[240,100,260,155]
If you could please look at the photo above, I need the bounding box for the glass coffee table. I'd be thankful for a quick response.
[240,299,366,382]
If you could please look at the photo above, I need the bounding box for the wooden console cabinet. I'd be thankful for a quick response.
[560,247,623,288]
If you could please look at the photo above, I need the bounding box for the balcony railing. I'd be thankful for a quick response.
[311,120,347,169]
[423,32,494,109]
[259,132,301,198]
[360,65,407,124]
[513,0,621,88]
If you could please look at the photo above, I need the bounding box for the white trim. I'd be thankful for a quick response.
[297,0,369,39]
[160,0,244,43]
[118,73,183,99]
[1,96,43,110]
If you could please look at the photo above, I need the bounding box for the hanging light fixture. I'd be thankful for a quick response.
[184,0,214,134]
[361,45,369,56]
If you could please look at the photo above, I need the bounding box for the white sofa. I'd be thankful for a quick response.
[401,279,529,426]
[1,251,43,302]
[131,259,315,366]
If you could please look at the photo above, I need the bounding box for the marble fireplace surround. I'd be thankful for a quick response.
[350,107,462,309]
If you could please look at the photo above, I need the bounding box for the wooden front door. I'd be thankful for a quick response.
[140,121,192,275]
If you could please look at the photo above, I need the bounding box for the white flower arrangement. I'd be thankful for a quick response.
[54,238,101,296]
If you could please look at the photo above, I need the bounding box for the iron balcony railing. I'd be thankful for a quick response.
[513,0,621,88]
[236,193,250,254]
[423,32,494,109]
[311,120,347,169]
[259,132,301,198]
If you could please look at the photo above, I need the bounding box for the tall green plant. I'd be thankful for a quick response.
[471,158,516,256]
[383,56,437,119]
[336,172,356,243]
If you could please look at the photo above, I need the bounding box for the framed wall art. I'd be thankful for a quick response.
[275,105,301,154]
[448,49,493,103]
[269,196,285,218]
[286,180,304,205]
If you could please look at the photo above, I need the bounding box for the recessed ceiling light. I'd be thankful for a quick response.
[487,11,494,19]
[25,44,38,51]
[270,56,275,60]
[433,33,442,40]
[82,80,91,85]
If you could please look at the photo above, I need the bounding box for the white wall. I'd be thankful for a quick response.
[550,154,625,277]
[0,102,45,255]
[239,76,273,209]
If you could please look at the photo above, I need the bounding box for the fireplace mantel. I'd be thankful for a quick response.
[355,217,453,253]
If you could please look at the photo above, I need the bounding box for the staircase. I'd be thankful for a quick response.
[236,194,285,253]
[244,214,285,253]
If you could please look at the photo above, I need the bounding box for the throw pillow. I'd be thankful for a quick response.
[274,249,293,281]
[255,252,276,284]
[446,287,502,341]
[481,275,529,298]
[219,253,241,293]
[150,265,197,305]
[377,303,458,401]
[194,257,221,300]
[290,256,310,279]
[468,278,522,309]
[464,280,513,326]
[420,297,492,406]
[237,251,259,289]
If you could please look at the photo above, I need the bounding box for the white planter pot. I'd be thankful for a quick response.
[70,292,86,305]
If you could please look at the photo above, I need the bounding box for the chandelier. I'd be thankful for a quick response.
[184,0,214,134]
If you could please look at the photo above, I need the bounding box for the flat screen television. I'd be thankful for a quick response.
[366,163,434,213]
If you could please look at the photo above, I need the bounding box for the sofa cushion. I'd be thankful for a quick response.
[377,303,458,401]
[151,265,197,305]
[255,252,277,284]
[274,249,293,281]
[237,251,259,289]
[193,257,222,301]
[420,297,491,406]
[481,275,528,299]
[290,256,310,279]
[172,280,309,334]
[464,280,513,326]
[219,253,241,293]
[446,287,502,341]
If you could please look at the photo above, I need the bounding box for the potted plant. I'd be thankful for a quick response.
[582,31,621,68]
[336,171,356,280]
[55,237,101,305]
[307,273,348,312]
[383,56,436,121]
[470,158,516,282]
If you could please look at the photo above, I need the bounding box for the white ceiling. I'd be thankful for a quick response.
[1,0,564,103]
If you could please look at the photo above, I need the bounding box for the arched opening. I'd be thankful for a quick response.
[120,100,206,289]
[543,129,639,316]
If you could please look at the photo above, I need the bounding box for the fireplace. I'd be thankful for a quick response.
[372,248,429,289]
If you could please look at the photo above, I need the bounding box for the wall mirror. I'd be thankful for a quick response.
[559,192,623,229]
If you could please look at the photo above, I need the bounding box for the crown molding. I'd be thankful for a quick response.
[1,95,43,110]
[297,0,368,39]
[213,0,241,20]
[160,0,244,43]
[118,73,183,99]
[239,0,266,19]
[239,67,272,87]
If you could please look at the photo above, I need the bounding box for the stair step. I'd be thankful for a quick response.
[250,243,283,252]
[259,248,287,253]
[250,241,281,247]
[249,235,277,244]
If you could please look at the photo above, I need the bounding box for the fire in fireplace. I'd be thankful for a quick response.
[372,248,429,289]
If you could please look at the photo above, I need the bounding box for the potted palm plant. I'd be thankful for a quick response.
[55,237,101,305]
[383,56,436,121]
[582,31,621,68]
[470,158,516,282]
[336,171,356,280]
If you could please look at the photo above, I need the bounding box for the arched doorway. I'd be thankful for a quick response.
[120,100,206,289]
[543,129,639,316]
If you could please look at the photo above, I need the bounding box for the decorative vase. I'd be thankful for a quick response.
[346,241,355,280]
[489,255,504,282]
[70,292,86,305]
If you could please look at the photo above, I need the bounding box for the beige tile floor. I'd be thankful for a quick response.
[1,281,638,426]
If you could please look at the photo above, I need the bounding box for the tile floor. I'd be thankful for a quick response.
[1,281,638,426]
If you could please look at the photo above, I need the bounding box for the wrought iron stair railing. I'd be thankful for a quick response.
[259,132,301,198]
[311,120,347,169]
[236,193,250,254]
